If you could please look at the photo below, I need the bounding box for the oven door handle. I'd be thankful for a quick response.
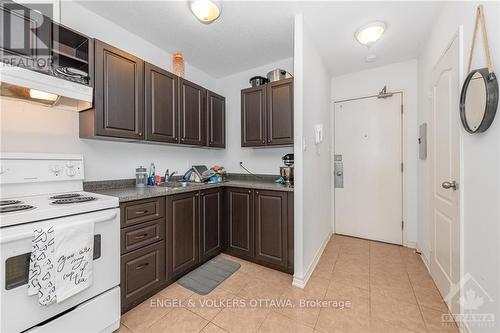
[0,211,118,243]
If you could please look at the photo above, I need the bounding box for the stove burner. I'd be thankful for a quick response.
[0,200,22,206]
[0,205,35,213]
[52,196,96,204]
[50,193,82,200]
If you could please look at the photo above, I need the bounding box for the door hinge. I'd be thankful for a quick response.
[402,221,404,230]
[401,162,404,172]
[401,104,404,114]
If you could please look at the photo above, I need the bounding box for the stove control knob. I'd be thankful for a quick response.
[0,166,7,174]
[66,161,76,168]
[66,168,77,177]
[50,165,62,176]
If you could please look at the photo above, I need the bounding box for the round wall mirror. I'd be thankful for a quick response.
[460,68,499,133]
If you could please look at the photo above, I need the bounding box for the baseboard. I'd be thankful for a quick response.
[292,231,332,288]
[404,240,416,248]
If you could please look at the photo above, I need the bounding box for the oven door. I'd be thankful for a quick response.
[0,208,120,333]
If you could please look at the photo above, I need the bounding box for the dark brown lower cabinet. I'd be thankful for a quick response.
[121,241,165,312]
[254,190,288,268]
[199,188,223,261]
[225,187,254,259]
[167,192,199,280]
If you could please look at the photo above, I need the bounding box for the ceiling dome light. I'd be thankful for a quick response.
[190,0,221,24]
[355,21,386,46]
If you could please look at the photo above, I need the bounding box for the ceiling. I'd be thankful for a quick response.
[76,1,442,78]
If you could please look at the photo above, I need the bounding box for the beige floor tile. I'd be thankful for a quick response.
[257,311,314,333]
[212,303,271,333]
[310,261,335,280]
[274,301,321,328]
[371,292,426,333]
[148,307,208,333]
[157,282,195,301]
[330,268,369,291]
[370,275,417,305]
[257,266,293,284]
[412,284,449,313]
[202,323,228,333]
[336,253,370,266]
[420,306,459,333]
[184,288,236,321]
[238,261,265,276]
[219,271,256,294]
[315,303,370,333]
[238,278,285,300]
[280,276,329,300]
[114,324,133,333]
[370,320,419,333]
[120,295,173,333]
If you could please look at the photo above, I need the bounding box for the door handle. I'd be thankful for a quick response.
[442,181,458,190]
[336,171,343,177]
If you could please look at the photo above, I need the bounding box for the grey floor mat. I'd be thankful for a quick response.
[177,255,241,295]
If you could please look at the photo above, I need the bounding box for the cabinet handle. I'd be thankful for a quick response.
[138,132,142,136]
[136,263,149,270]
[134,233,148,239]
[262,140,265,144]
[135,210,147,215]
[248,190,251,193]
[267,139,271,143]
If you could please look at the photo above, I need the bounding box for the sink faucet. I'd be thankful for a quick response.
[164,169,178,183]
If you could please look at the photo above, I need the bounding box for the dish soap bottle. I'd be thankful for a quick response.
[148,162,156,186]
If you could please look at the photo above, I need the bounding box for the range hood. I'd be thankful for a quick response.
[0,64,93,111]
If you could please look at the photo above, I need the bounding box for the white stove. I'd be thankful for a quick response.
[0,153,120,333]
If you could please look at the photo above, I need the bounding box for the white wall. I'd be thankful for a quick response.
[215,58,293,175]
[0,1,293,180]
[292,14,333,285]
[417,2,500,331]
[331,59,419,246]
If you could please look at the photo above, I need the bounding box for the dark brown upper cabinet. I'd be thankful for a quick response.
[0,2,51,67]
[241,85,267,147]
[226,187,254,259]
[145,62,179,143]
[207,91,226,148]
[80,39,144,140]
[266,78,294,145]
[179,78,206,146]
[167,191,199,280]
[199,188,223,261]
[254,190,288,268]
[241,79,293,147]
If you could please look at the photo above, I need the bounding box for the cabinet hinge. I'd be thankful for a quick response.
[402,221,404,230]
[401,104,404,114]
[401,163,404,172]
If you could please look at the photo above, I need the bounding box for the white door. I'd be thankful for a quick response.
[334,93,403,244]
[430,35,460,314]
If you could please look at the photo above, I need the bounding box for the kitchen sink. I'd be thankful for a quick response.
[159,181,200,189]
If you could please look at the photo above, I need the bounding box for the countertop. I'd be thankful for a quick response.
[85,176,293,203]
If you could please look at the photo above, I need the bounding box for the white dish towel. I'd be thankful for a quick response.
[28,220,94,305]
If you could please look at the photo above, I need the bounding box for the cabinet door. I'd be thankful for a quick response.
[121,241,165,313]
[167,192,199,279]
[145,62,179,143]
[226,187,254,258]
[199,188,222,261]
[207,91,225,148]
[241,86,266,147]
[254,190,288,268]
[179,78,206,145]
[94,39,144,139]
[0,3,51,68]
[267,79,294,145]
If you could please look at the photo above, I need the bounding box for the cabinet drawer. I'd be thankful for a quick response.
[121,241,165,311]
[121,197,165,228]
[121,219,165,254]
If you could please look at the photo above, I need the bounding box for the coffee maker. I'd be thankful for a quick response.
[280,153,294,186]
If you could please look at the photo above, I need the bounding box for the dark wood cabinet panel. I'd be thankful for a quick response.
[145,63,179,143]
[0,3,51,66]
[121,197,165,228]
[167,192,199,279]
[267,79,294,145]
[241,86,266,146]
[240,79,293,147]
[121,241,165,312]
[121,219,164,254]
[226,187,254,258]
[200,188,222,261]
[179,78,206,145]
[254,190,288,268]
[207,91,225,148]
[82,39,144,140]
